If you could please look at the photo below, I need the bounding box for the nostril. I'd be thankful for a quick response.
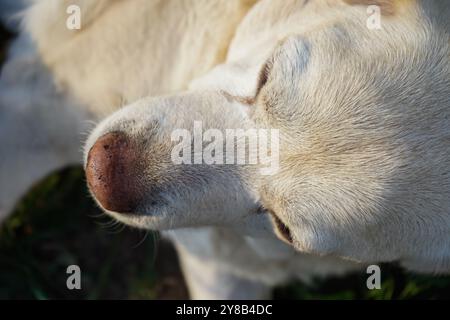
[85,131,141,213]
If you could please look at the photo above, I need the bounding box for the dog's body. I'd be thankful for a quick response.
[1,0,449,299]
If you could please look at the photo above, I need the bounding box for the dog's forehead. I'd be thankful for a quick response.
[228,0,425,74]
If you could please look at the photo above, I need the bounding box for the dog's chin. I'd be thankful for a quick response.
[102,207,176,230]
[100,204,279,240]
[100,203,224,231]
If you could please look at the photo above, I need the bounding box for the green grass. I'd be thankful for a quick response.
[1,168,450,299]
[275,264,450,300]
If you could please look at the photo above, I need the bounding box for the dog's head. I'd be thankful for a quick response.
[84,0,450,270]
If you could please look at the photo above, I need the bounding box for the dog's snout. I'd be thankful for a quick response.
[86,131,141,213]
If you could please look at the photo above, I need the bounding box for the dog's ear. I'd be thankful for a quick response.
[251,36,311,124]
[343,0,396,15]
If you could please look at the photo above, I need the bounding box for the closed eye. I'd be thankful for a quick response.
[271,212,293,244]
[255,59,273,98]
[255,203,293,244]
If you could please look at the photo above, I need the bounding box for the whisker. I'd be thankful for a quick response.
[107,223,127,234]
[150,231,161,264]
[132,230,149,248]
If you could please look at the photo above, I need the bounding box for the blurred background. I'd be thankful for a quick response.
[1,1,450,300]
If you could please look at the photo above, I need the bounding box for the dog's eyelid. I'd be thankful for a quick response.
[255,59,273,98]
[255,202,275,215]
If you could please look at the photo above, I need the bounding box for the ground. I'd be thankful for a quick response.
[1,23,450,300]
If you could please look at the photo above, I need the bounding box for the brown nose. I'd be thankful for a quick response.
[86,132,141,213]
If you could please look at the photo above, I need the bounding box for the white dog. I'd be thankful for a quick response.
[1,0,449,299]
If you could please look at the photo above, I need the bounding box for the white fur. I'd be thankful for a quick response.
[0,33,90,218]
